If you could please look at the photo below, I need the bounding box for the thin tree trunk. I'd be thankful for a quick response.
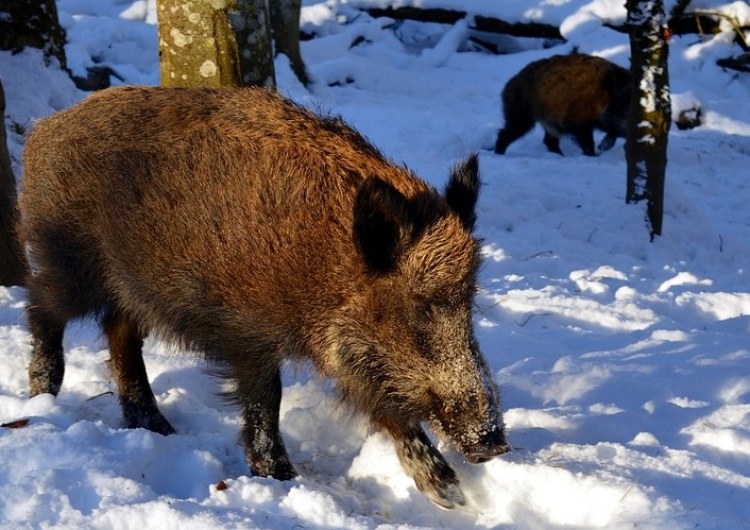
[269,0,308,85]
[0,80,25,286]
[625,0,671,238]
[0,0,67,69]
[230,0,276,87]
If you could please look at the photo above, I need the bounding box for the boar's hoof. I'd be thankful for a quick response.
[597,133,617,153]
[414,470,466,510]
[271,465,298,482]
[122,406,176,436]
[146,416,176,436]
[249,455,298,482]
[424,479,466,510]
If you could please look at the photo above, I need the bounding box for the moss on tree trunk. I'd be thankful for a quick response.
[156,0,242,88]
[157,0,276,88]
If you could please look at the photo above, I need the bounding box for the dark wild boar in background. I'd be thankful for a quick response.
[19,85,510,509]
[495,53,631,156]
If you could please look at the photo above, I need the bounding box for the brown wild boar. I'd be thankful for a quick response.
[19,85,510,509]
[495,53,631,156]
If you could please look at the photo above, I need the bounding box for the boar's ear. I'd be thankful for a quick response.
[444,153,480,232]
[353,178,412,273]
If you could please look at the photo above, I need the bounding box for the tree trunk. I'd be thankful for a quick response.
[156,0,242,87]
[269,0,308,85]
[625,0,671,238]
[0,0,67,69]
[230,0,276,87]
[0,80,25,286]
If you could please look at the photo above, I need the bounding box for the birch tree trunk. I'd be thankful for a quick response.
[625,0,672,238]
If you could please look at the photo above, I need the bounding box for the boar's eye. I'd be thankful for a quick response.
[414,298,436,323]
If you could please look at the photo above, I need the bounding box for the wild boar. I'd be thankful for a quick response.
[494,53,631,156]
[19,85,510,509]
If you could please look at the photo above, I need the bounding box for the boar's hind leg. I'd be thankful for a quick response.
[27,303,66,397]
[379,418,465,509]
[103,311,175,435]
[236,366,297,480]
[495,112,535,155]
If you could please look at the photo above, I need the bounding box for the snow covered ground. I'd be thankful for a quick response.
[2,0,750,528]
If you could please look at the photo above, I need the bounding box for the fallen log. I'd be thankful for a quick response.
[365,6,564,41]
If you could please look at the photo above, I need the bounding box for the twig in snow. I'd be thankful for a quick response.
[514,312,552,327]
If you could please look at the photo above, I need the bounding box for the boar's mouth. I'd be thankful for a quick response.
[426,387,511,464]
[431,413,511,464]
[459,428,511,464]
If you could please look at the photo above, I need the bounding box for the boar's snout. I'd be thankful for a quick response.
[462,429,511,464]
[463,428,511,464]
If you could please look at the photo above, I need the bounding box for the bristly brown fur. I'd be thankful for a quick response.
[19,85,509,509]
[495,53,631,156]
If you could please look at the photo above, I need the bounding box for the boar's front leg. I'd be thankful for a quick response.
[103,311,175,435]
[235,366,297,481]
[571,127,597,156]
[378,417,465,509]
[542,130,564,156]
